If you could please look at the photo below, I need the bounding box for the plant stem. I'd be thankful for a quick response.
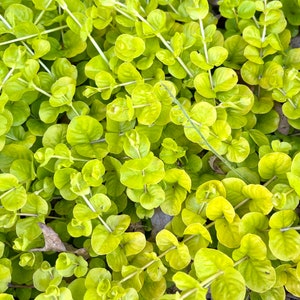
[281,226,300,232]
[180,288,199,299]
[0,67,15,91]
[199,18,213,88]
[0,25,69,47]
[58,0,109,66]
[114,1,193,78]
[34,0,54,24]
[81,195,112,233]
[161,82,250,184]
[0,14,54,74]
[263,175,277,187]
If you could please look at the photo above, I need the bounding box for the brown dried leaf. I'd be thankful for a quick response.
[30,222,66,252]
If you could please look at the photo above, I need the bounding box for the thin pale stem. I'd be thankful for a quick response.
[114,2,193,77]
[0,67,15,91]
[58,0,109,66]
[0,25,68,47]
[81,195,112,233]
[281,226,300,232]
[34,0,55,24]
[161,82,250,183]
[199,18,213,88]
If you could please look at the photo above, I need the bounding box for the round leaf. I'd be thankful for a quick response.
[66,115,103,146]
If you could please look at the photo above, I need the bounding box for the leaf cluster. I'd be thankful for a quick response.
[1,0,300,299]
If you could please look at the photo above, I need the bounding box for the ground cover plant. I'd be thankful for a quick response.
[1,0,300,299]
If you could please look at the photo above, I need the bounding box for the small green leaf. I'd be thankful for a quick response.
[243,25,261,48]
[215,215,241,248]
[206,196,235,223]
[0,174,18,192]
[82,159,105,187]
[237,1,256,18]
[115,34,145,62]
[120,152,165,189]
[122,232,146,256]
[107,96,134,122]
[173,272,207,299]
[208,46,228,66]
[91,224,121,255]
[211,268,246,300]
[269,229,300,261]
[238,259,276,293]
[194,248,233,281]
[123,130,150,159]
[190,102,217,126]
[242,184,273,215]
[0,262,11,293]
[66,115,103,145]
[185,0,209,20]
[1,185,27,211]
[213,67,238,93]
[194,73,215,98]
[232,234,267,261]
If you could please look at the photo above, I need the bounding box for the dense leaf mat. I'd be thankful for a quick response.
[1,0,300,299]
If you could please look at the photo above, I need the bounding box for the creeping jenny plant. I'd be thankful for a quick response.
[1,0,300,299]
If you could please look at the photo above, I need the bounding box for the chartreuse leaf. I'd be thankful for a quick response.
[106,246,127,272]
[122,231,146,256]
[173,272,207,300]
[194,73,215,98]
[233,234,267,261]
[237,258,276,293]
[131,83,161,125]
[159,138,186,164]
[123,129,150,159]
[286,268,300,298]
[226,137,250,163]
[115,34,145,62]
[55,252,88,277]
[33,261,62,292]
[213,67,238,93]
[222,178,247,207]
[194,248,233,281]
[66,115,107,158]
[0,174,18,191]
[120,152,165,189]
[70,172,90,196]
[73,203,98,221]
[156,229,190,270]
[271,184,299,210]
[206,196,235,223]
[67,218,92,237]
[287,152,300,196]
[54,168,78,200]
[82,159,105,187]
[190,102,217,126]
[269,210,300,261]
[196,180,226,202]
[183,223,212,257]
[49,77,76,107]
[215,215,241,248]
[84,267,111,298]
[211,268,246,300]
[66,115,103,146]
[160,168,191,216]
[106,96,134,122]
[242,184,273,215]
[0,261,11,293]
[91,215,130,255]
[140,184,165,209]
[260,61,284,90]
